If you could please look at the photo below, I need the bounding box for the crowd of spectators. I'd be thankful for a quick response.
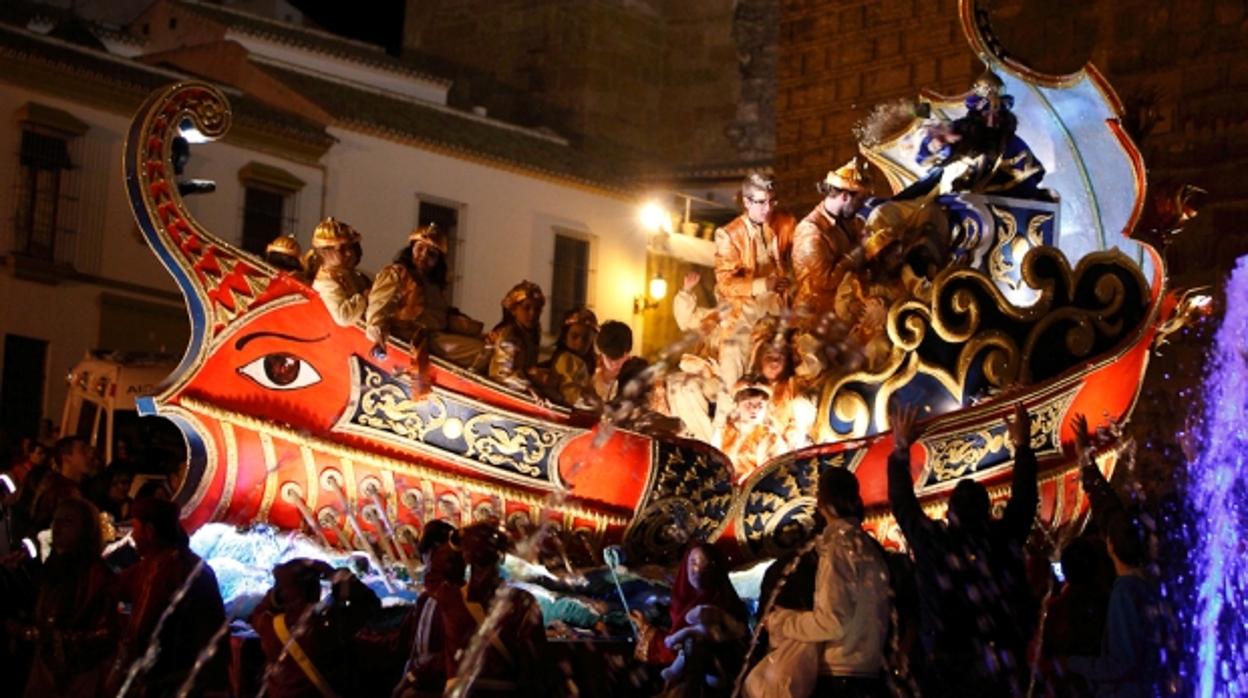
[0,397,1168,697]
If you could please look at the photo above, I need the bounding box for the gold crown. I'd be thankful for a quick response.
[971,69,1006,98]
[561,307,598,331]
[821,157,872,193]
[311,217,359,249]
[408,223,449,254]
[502,280,545,310]
[265,234,301,258]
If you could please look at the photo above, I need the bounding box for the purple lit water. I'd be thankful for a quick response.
[1186,255,1248,697]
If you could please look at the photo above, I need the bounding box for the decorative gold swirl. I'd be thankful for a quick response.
[462,416,556,477]
[355,378,449,442]
[918,387,1075,487]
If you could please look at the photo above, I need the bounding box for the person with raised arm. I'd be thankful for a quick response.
[886,400,1039,696]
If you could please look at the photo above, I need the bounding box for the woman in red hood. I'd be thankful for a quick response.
[634,542,750,696]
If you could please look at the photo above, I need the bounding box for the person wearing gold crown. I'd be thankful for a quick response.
[264,234,305,277]
[853,70,1047,278]
[713,171,796,398]
[365,224,485,368]
[541,307,601,410]
[913,70,1047,199]
[310,217,371,327]
[791,158,873,328]
[472,281,559,401]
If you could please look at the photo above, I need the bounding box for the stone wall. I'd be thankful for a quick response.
[776,0,1248,286]
[404,0,767,171]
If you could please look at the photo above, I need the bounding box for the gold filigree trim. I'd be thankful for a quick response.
[178,397,627,528]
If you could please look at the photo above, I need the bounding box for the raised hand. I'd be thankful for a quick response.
[889,400,923,453]
[1071,413,1091,456]
[1006,402,1031,449]
[682,271,701,292]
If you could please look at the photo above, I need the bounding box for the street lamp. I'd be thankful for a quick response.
[638,201,671,233]
[634,272,668,313]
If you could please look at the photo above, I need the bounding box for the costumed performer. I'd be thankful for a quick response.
[310,217,370,327]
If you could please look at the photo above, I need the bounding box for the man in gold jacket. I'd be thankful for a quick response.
[713,172,796,393]
[791,158,873,329]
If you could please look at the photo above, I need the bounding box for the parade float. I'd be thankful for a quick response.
[123,0,1201,567]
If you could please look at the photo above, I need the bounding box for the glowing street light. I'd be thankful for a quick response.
[638,201,671,233]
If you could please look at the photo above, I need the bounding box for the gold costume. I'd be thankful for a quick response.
[313,268,370,327]
[472,281,552,397]
[767,377,817,451]
[479,324,543,394]
[550,352,598,410]
[713,212,796,392]
[366,265,483,366]
[310,217,370,327]
[713,212,795,310]
[791,203,860,326]
[718,422,779,483]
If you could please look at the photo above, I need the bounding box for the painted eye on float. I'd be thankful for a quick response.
[237,353,322,390]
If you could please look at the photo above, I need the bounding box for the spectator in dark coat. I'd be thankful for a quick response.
[15,498,119,698]
[887,402,1039,697]
[1062,414,1161,698]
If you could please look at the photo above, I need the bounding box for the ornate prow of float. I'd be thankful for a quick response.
[124,86,734,563]
[123,0,1189,565]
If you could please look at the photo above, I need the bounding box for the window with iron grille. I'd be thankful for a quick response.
[415,197,462,304]
[238,162,303,255]
[14,129,80,263]
[550,231,593,333]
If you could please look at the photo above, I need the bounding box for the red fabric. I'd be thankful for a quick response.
[647,544,747,665]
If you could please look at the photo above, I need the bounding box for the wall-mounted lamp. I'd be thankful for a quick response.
[634,273,668,313]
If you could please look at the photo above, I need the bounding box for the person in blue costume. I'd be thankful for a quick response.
[904,69,1048,201]
[852,70,1050,275]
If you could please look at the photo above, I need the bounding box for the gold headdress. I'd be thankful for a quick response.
[311,217,360,249]
[265,234,301,258]
[820,157,873,194]
[408,223,448,254]
[561,307,599,331]
[502,280,545,310]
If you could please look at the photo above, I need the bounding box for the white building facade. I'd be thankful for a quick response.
[0,1,684,439]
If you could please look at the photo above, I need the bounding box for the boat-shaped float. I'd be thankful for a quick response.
[124,0,1193,565]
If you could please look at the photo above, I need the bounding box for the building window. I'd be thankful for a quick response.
[14,128,84,264]
[415,196,463,303]
[240,186,288,254]
[238,162,303,255]
[550,231,592,333]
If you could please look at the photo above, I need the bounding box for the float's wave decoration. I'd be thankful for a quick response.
[816,245,1150,442]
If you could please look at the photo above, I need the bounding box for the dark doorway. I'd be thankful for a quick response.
[1,334,48,439]
[417,199,461,301]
